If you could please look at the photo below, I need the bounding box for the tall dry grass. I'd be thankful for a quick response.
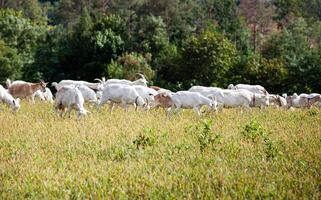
[0,101,320,199]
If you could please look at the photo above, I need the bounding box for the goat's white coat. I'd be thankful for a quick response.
[104,78,148,87]
[98,84,146,112]
[132,85,158,108]
[76,85,98,104]
[0,85,20,113]
[54,86,88,119]
[228,84,269,95]
[32,88,54,103]
[170,91,218,115]
[52,80,103,91]
[33,90,46,101]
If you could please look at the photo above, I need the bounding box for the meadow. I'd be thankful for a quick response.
[0,101,320,199]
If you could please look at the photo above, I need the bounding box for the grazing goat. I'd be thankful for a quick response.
[306,93,321,108]
[54,86,89,119]
[97,84,148,112]
[286,93,308,109]
[0,85,20,113]
[290,93,321,108]
[154,93,174,108]
[52,79,103,91]
[96,73,148,87]
[228,84,269,95]
[189,86,223,97]
[32,88,54,103]
[33,90,46,101]
[43,88,54,103]
[154,93,175,115]
[251,93,270,109]
[269,94,287,108]
[133,85,158,108]
[76,85,98,105]
[212,89,255,108]
[189,86,269,108]
[8,80,47,103]
[170,91,218,116]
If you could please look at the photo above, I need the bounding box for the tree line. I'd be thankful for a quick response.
[0,0,320,93]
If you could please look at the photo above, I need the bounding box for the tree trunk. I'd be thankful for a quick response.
[253,23,257,53]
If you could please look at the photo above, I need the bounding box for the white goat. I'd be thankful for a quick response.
[189,86,223,97]
[269,94,287,108]
[211,89,253,109]
[251,93,270,109]
[0,85,20,113]
[32,87,54,103]
[307,93,321,107]
[170,91,218,116]
[96,73,148,87]
[54,86,89,119]
[43,88,54,103]
[33,90,46,101]
[290,93,321,108]
[96,91,103,100]
[132,85,158,108]
[52,79,103,91]
[76,85,98,104]
[228,84,269,95]
[97,84,147,112]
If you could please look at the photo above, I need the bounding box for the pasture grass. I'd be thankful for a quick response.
[0,101,320,199]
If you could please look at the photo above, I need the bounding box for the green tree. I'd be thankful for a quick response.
[235,53,288,93]
[262,17,321,92]
[0,9,46,80]
[129,15,170,60]
[0,39,22,83]
[22,25,69,82]
[179,29,237,87]
[107,52,155,81]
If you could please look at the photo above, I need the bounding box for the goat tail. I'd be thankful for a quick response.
[6,79,11,88]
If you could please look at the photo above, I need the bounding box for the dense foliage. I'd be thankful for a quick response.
[0,0,320,93]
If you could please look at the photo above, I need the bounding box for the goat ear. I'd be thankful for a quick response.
[16,98,20,104]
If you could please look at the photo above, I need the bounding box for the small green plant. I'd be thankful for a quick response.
[241,119,282,159]
[264,139,279,159]
[307,108,318,116]
[187,119,222,153]
[133,128,156,149]
[241,119,268,143]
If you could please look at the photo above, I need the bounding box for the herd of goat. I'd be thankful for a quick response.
[1,73,321,119]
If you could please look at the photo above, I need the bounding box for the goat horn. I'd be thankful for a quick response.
[136,73,146,80]
[94,78,103,84]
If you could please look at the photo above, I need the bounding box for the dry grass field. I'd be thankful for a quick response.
[0,101,320,199]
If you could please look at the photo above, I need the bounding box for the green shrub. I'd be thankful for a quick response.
[241,119,268,143]
[133,128,156,149]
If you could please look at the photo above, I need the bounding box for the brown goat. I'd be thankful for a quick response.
[8,80,47,103]
[154,93,173,108]
[308,95,321,108]
[154,93,174,116]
